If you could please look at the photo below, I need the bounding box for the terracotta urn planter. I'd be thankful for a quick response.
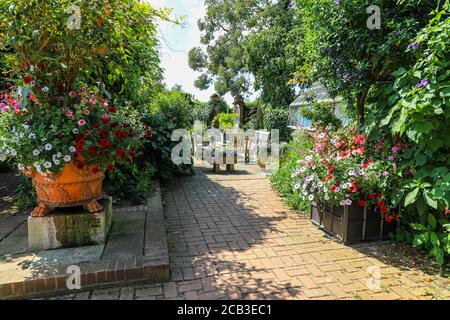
[23,162,106,217]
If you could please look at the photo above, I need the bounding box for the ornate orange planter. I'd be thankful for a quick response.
[24,162,106,217]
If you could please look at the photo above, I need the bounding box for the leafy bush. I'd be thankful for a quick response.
[299,102,342,129]
[263,105,292,142]
[271,130,313,211]
[212,113,238,129]
[150,87,194,129]
[378,4,450,265]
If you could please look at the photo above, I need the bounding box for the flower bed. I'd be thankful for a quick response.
[291,126,405,242]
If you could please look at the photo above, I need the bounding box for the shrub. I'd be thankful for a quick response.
[263,105,292,142]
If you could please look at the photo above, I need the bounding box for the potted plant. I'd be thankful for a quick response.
[0,1,147,216]
[0,85,141,216]
[292,126,402,243]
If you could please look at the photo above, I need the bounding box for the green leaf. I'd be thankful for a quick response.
[415,154,428,166]
[424,192,438,209]
[430,231,440,247]
[410,223,427,231]
[401,149,412,159]
[427,214,437,230]
[405,187,420,206]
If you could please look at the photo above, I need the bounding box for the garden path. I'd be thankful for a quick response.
[51,162,449,300]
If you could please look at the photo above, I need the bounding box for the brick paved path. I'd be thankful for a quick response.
[51,164,448,300]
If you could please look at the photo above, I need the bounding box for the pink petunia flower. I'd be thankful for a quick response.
[78,119,86,126]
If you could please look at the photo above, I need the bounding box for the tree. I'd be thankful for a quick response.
[188,0,300,125]
[295,0,436,124]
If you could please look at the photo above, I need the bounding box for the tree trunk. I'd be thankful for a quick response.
[233,95,246,128]
[356,89,368,125]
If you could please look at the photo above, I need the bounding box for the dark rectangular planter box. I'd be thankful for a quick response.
[311,203,396,244]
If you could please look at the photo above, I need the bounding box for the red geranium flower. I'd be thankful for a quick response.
[328,175,333,180]
[358,200,366,207]
[145,130,153,138]
[107,164,115,172]
[385,215,392,223]
[101,139,111,148]
[321,178,326,183]
[393,214,399,221]
[101,116,110,124]
[367,194,375,200]
[92,166,100,174]
[376,194,383,198]
[24,76,33,84]
[116,148,125,158]
[354,134,365,146]
[108,106,117,113]
[377,201,385,207]
[111,121,119,128]
[129,149,137,157]
[362,163,368,169]
[381,207,388,214]
[100,129,109,138]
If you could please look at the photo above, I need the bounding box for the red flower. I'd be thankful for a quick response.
[100,129,109,138]
[376,194,383,199]
[92,166,100,174]
[367,194,375,200]
[327,165,333,170]
[115,130,126,139]
[88,145,100,154]
[381,207,388,214]
[24,76,33,84]
[101,139,111,148]
[354,134,365,146]
[108,106,117,113]
[328,175,333,180]
[330,185,336,192]
[329,169,334,175]
[367,158,372,164]
[350,185,360,193]
[107,164,115,172]
[93,123,101,129]
[377,201,385,207]
[321,178,326,183]
[145,130,153,138]
[101,116,110,124]
[323,160,328,165]
[385,215,392,223]
[358,147,365,155]
[362,163,368,169]
[111,121,119,128]
[129,149,137,157]
[358,200,366,207]
[445,208,449,216]
[116,148,125,158]
[393,214,399,221]
[334,181,340,186]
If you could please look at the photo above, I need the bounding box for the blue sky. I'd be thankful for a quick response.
[148,0,234,104]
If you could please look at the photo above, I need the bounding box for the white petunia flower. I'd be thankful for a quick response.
[43,161,52,169]
[335,187,341,192]
[69,146,76,153]
[17,164,25,170]
[53,159,60,165]
[72,128,79,134]
[42,86,49,93]
[0,154,6,162]
[33,150,40,156]
[57,152,62,158]
[324,195,330,201]
[10,149,17,156]
[44,143,52,151]
[23,124,29,130]
[63,155,71,162]
[308,194,314,201]
[19,133,24,139]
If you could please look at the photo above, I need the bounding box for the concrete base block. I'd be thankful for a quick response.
[28,198,113,250]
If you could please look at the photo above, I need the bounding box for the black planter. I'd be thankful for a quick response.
[311,203,396,244]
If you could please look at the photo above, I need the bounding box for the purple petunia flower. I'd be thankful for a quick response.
[335,0,341,3]
[408,43,419,50]
[391,146,398,153]
[388,156,395,161]
[415,79,428,88]
[382,171,390,177]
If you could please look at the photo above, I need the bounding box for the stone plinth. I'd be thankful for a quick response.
[28,198,113,250]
